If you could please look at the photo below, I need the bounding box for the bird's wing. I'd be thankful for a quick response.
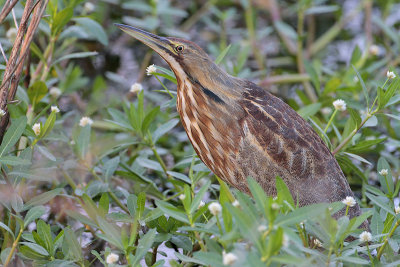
[237,82,354,205]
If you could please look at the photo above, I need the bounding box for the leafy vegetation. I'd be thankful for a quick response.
[1,0,400,266]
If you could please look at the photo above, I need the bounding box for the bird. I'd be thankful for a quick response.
[116,24,366,225]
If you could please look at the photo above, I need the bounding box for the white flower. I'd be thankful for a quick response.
[222,251,238,266]
[51,106,60,113]
[232,200,240,207]
[84,2,95,13]
[49,87,62,98]
[79,116,93,127]
[333,99,346,111]
[271,203,280,210]
[146,64,157,75]
[342,196,356,207]
[32,123,41,136]
[179,194,185,201]
[0,109,6,117]
[6,28,18,42]
[106,253,119,264]
[379,169,388,176]
[257,224,267,232]
[321,107,332,115]
[395,206,400,215]
[130,82,143,93]
[282,234,289,247]
[369,45,379,56]
[387,71,396,79]
[359,231,372,242]
[198,200,205,209]
[353,76,359,83]
[208,202,222,216]
[314,239,323,247]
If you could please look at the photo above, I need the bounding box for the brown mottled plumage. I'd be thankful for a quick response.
[116,24,365,223]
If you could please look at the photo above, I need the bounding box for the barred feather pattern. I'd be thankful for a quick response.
[176,77,363,223]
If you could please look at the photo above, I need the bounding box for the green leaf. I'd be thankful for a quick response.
[0,222,14,238]
[142,106,160,134]
[23,188,62,210]
[190,180,210,215]
[40,111,56,139]
[52,7,73,36]
[0,116,27,157]
[297,103,322,118]
[24,206,46,227]
[76,124,91,159]
[19,245,48,260]
[98,193,109,217]
[381,78,400,109]
[304,60,320,93]
[350,45,362,65]
[347,138,386,153]
[366,192,394,215]
[52,51,99,66]
[347,108,361,128]
[36,220,53,254]
[131,229,156,266]
[97,217,123,249]
[152,119,179,143]
[28,81,48,106]
[352,65,369,108]
[276,176,295,209]
[215,44,232,65]
[0,156,31,166]
[155,200,189,224]
[73,17,108,45]
[62,228,83,261]
[377,157,393,194]
[137,192,146,220]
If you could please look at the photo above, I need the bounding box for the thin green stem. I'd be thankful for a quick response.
[4,226,23,267]
[215,215,223,235]
[377,220,400,259]
[150,144,180,192]
[366,244,374,267]
[324,109,338,133]
[296,6,317,103]
[85,164,130,214]
[155,75,174,98]
[332,112,374,155]
[345,205,349,217]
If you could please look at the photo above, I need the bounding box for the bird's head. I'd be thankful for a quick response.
[115,24,240,92]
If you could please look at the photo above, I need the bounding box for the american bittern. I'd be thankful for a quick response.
[116,24,364,222]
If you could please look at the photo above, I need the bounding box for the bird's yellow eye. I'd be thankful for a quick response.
[175,45,184,53]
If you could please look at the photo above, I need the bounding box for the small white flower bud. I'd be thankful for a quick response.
[222,251,238,266]
[369,45,379,56]
[84,2,95,13]
[0,109,6,117]
[51,106,60,113]
[359,231,372,242]
[257,224,267,232]
[342,196,356,207]
[387,71,396,79]
[130,83,143,93]
[208,202,222,216]
[232,200,240,207]
[314,239,323,247]
[49,87,62,98]
[179,194,185,201]
[106,252,119,264]
[146,64,157,75]
[198,200,205,209]
[79,116,93,127]
[379,169,388,176]
[333,99,346,111]
[395,206,400,215]
[32,123,41,136]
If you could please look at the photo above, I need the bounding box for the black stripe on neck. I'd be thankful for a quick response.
[183,70,225,104]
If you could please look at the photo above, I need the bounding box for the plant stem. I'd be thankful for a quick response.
[324,109,338,133]
[155,75,174,98]
[85,163,130,214]
[4,226,23,267]
[332,112,373,155]
[377,220,400,259]
[296,5,317,103]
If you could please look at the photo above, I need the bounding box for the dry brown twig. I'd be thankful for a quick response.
[0,0,49,142]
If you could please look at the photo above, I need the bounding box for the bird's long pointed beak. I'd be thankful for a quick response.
[114,24,176,56]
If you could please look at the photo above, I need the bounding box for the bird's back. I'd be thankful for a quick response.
[177,77,362,220]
